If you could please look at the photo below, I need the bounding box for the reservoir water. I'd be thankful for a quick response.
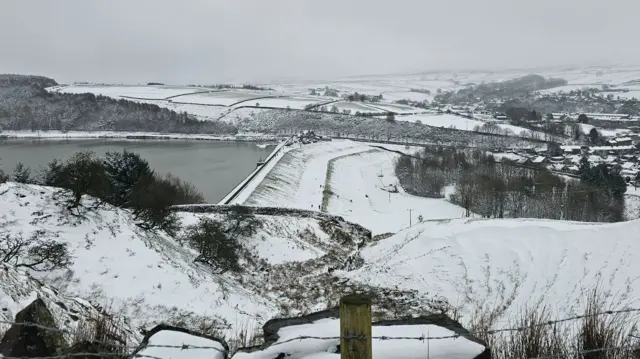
[0,139,274,203]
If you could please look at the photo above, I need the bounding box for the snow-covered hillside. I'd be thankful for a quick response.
[0,182,277,336]
[0,181,423,341]
[342,217,640,323]
[2,177,640,351]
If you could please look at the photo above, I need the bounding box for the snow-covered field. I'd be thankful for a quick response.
[397,113,549,139]
[381,90,433,103]
[326,150,467,235]
[4,140,640,354]
[398,113,482,129]
[169,91,267,106]
[578,123,632,138]
[239,96,329,110]
[328,101,385,114]
[53,84,202,99]
[367,102,423,114]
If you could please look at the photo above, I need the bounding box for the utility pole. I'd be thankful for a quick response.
[408,208,413,227]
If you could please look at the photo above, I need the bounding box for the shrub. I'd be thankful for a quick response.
[129,174,181,236]
[0,167,8,183]
[162,173,205,205]
[182,217,242,274]
[0,229,72,271]
[70,311,127,359]
[39,159,65,187]
[225,205,262,239]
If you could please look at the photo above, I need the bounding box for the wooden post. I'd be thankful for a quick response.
[340,294,372,359]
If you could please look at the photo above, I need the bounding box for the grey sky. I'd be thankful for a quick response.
[1,0,638,84]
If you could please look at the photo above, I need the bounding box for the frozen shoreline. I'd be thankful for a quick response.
[0,130,285,142]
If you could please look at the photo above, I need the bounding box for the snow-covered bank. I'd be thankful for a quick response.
[0,130,284,141]
[242,140,376,210]
[342,217,640,322]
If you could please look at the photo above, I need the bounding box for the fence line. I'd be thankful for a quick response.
[1,306,639,358]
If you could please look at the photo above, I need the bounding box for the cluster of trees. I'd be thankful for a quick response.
[303,105,383,117]
[395,147,627,222]
[433,75,568,105]
[309,87,340,97]
[0,75,237,134]
[498,93,640,117]
[187,83,273,91]
[395,98,429,109]
[344,92,383,103]
[409,88,431,94]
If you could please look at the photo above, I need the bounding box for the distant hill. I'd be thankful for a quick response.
[0,74,237,134]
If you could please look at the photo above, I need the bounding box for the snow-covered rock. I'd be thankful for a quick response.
[0,262,138,346]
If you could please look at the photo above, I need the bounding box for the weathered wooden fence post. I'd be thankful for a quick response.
[340,294,372,359]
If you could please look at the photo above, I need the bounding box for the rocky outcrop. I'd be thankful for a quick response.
[0,298,66,357]
[0,263,139,348]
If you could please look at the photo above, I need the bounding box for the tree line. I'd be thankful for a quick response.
[0,150,255,275]
[395,147,627,222]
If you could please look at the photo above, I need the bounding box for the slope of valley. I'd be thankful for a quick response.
[0,182,434,345]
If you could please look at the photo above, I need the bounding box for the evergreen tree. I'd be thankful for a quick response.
[40,159,64,187]
[0,167,8,183]
[12,162,32,183]
[103,150,154,207]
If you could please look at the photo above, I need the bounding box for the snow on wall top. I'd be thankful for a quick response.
[233,317,485,359]
[135,327,227,359]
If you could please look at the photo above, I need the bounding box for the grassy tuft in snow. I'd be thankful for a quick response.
[481,287,639,359]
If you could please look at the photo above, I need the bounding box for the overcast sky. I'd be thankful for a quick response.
[1,0,638,84]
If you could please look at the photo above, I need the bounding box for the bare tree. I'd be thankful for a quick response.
[0,229,71,271]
